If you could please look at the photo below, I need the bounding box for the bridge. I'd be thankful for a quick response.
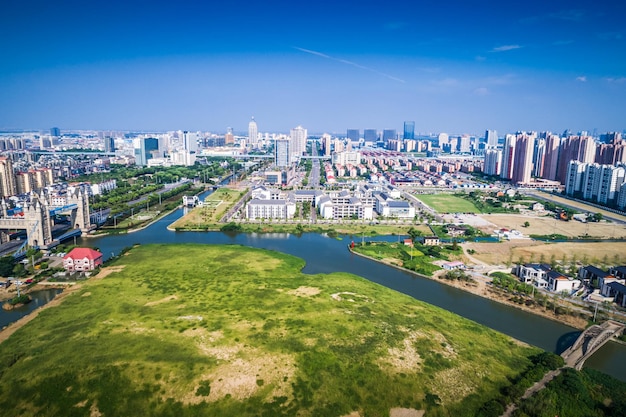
[0,188,92,251]
[561,320,625,370]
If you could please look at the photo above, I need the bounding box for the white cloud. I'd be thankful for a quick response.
[605,77,626,84]
[490,45,522,52]
[576,76,587,82]
[473,87,489,96]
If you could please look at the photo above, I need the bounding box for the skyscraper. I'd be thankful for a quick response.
[183,131,198,153]
[134,137,159,166]
[248,117,258,147]
[483,149,502,176]
[500,134,516,180]
[485,129,498,148]
[275,139,290,167]
[50,127,60,137]
[363,129,378,142]
[0,156,17,198]
[346,129,360,142]
[383,129,396,142]
[403,121,415,140]
[511,134,535,184]
[290,126,307,159]
[104,137,116,153]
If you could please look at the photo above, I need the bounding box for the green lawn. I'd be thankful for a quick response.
[416,194,480,213]
[0,244,539,417]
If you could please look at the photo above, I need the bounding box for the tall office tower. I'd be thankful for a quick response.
[182,131,198,153]
[50,127,60,137]
[483,149,502,176]
[134,137,160,166]
[346,129,360,142]
[565,161,587,196]
[403,121,415,139]
[383,129,396,142]
[511,134,535,184]
[290,125,307,159]
[322,134,332,156]
[543,134,561,181]
[485,129,498,148]
[104,137,116,153]
[363,129,378,143]
[500,134,517,180]
[533,138,546,178]
[248,117,258,147]
[598,165,625,204]
[437,133,449,147]
[582,163,602,201]
[275,139,290,167]
[457,135,471,153]
[0,156,17,198]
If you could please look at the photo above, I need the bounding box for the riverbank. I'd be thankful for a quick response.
[349,247,588,330]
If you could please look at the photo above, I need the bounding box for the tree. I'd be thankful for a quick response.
[523,221,530,228]
[407,227,422,241]
[0,256,15,277]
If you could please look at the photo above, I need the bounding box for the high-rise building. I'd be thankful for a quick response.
[533,138,546,178]
[457,135,471,153]
[322,134,332,156]
[383,129,396,142]
[565,160,587,196]
[104,137,116,153]
[0,156,17,198]
[483,149,502,176]
[248,117,258,147]
[543,134,561,181]
[134,137,160,166]
[275,139,290,167]
[582,163,602,201]
[598,165,625,204]
[290,126,307,159]
[485,129,498,148]
[500,134,516,180]
[182,131,198,153]
[347,129,360,142]
[403,121,415,140]
[50,127,60,137]
[511,134,535,184]
[363,129,378,142]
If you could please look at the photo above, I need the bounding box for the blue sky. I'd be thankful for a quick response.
[1,0,625,135]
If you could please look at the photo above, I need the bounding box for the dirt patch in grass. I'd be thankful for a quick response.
[144,294,178,306]
[287,286,321,297]
[390,408,425,417]
[382,331,422,372]
[93,265,126,280]
[183,352,296,404]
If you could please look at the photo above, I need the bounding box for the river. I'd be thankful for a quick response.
[2,192,625,380]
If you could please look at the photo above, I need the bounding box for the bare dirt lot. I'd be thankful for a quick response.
[478,213,626,239]
[465,240,626,266]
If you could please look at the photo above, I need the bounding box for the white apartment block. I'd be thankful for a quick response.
[246,199,296,220]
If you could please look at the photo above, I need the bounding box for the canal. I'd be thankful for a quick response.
[76,200,626,381]
[2,190,624,380]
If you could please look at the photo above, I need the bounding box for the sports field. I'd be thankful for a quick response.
[416,194,480,213]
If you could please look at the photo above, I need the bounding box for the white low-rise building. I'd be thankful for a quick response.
[246,199,296,220]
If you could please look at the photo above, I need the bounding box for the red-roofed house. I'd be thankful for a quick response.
[63,248,103,272]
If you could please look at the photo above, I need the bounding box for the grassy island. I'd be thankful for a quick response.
[0,244,591,416]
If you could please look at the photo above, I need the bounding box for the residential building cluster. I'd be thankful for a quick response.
[245,184,414,221]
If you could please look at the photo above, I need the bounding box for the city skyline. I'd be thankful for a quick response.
[1,0,625,134]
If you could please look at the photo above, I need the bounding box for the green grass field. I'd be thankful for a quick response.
[416,194,480,214]
[0,244,539,416]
